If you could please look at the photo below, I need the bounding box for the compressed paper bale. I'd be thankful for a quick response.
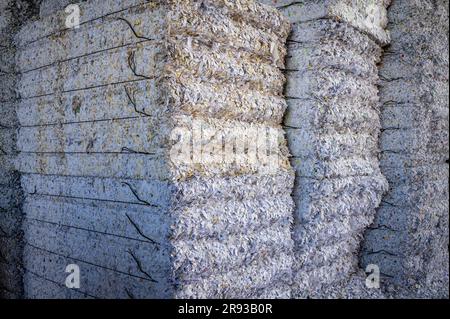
[294,200,376,237]
[401,150,448,168]
[381,178,449,208]
[167,76,287,125]
[0,102,18,129]
[318,271,386,299]
[292,156,383,180]
[293,175,388,202]
[0,48,15,74]
[20,174,172,207]
[372,204,448,233]
[18,2,165,72]
[168,1,287,69]
[293,250,357,282]
[166,41,286,96]
[365,228,447,260]
[380,78,448,105]
[173,171,294,203]
[173,224,293,281]
[0,169,20,187]
[287,129,379,160]
[16,153,169,180]
[171,195,293,240]
[288,19,383,62]
[0,185,23,210]
[362,0,449,298]
[294,235,361,268]
[16,80,163,127]
[18,44,165,99]
[380,151,448,170]
[0,74,16,102]
[17,2,164,72]
[380,127,447,153]
[253,283,291,299]
[0,263,23,295]
[380,163,449,187]
[286,42,378,76]
[381,105,449,130]
[261,0,390,298]
[11,0,294,299]
[23,244,169,299]
[0,15,14,48]
[0,236,23,267]
[17,117,169,153]
[414,235,449,283]
[386,29,449,67]
[294,214,373,250]
[285,97,381,132]
[23,271,94,299]
[286,40,379,81]
[23,219,171,279]
[169,121,291,181]
[15,0,150,46]
[0,207,23,235]
[164,0,293,298]
[380,54,449,82]
[388,24,448,67]
[377,198,449,236]
[362,252,424,288]
[293,176,387,224]
[292,255,357,298]
[285,69,379,101]
[23,196,170,242]
[364,228,409,254]
[0,154,16,173]
[0,128,17,154]
[175,252,292,299]
[385,0,446,23]
[259,0,391,43]
[1,0,42,299]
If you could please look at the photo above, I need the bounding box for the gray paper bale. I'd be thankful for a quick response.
[11,0,294,299]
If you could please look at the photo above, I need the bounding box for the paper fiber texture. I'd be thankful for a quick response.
[4,0,294,299]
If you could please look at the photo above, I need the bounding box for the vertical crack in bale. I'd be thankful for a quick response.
[362,0,449,298]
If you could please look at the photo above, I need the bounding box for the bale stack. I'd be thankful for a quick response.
[0,0,41,299]
[362,0,449,298]
[15,0,173,299]
[260,0,390,297]
[0,0,22,299]
[166,0,294,298]
[14,0,294,298]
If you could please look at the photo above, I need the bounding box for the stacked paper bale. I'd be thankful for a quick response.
[362,0,449,298]
[166,0,294,298]
[0,0,41,299]
[15,0,293,298]
[260,0,390,297]
[0,0,21,299]
[15,0,174,299]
